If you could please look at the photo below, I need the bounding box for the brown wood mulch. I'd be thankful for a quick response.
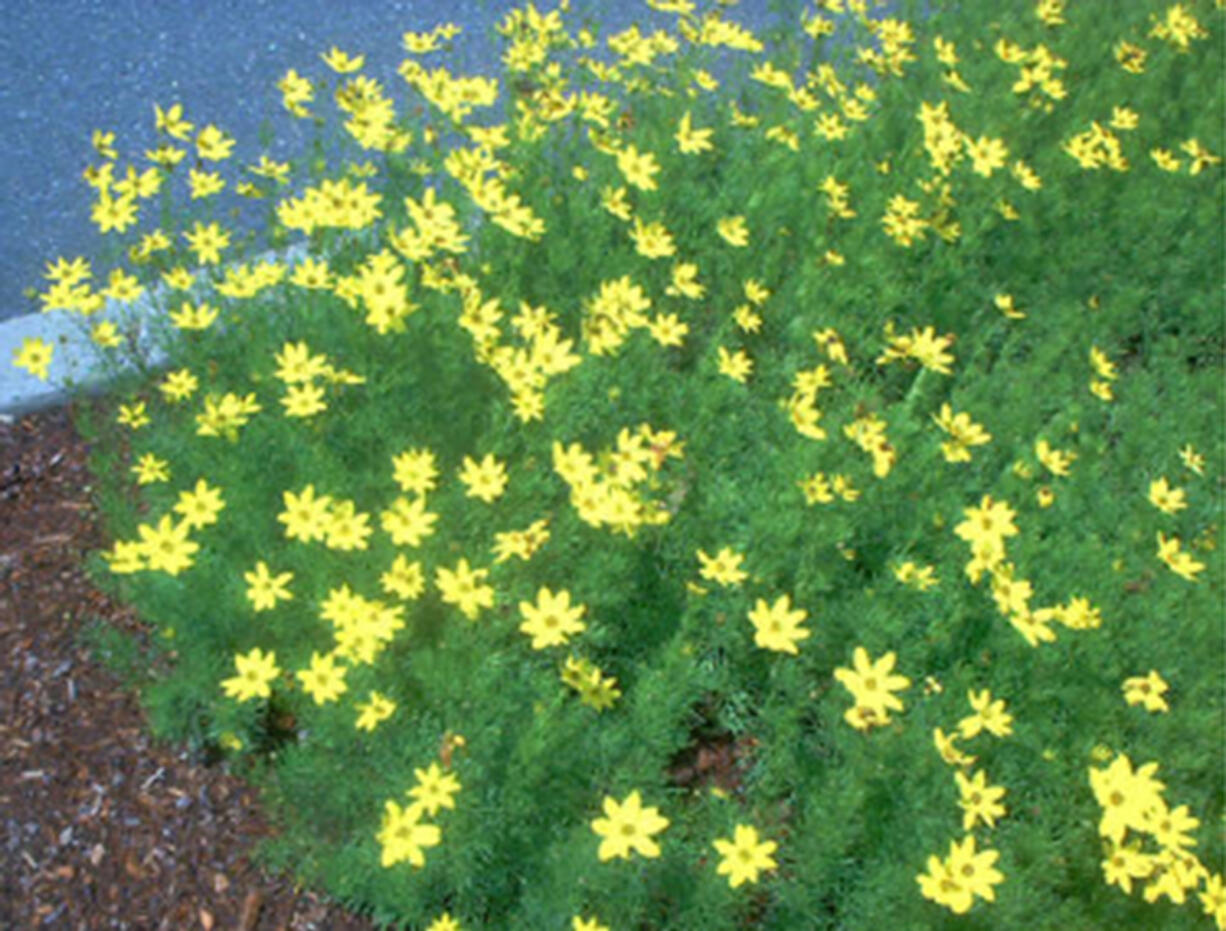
[0,405,377,931]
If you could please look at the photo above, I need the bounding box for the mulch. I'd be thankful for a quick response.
[0,405,377,930]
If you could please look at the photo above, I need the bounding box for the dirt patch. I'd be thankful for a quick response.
[0,405,376,930]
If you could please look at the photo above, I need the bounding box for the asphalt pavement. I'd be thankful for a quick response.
[0,0,897,414]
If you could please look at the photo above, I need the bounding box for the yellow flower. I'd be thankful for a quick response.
[379,496,439,547]
[1122,670,1170,713]
[712,824,778,888]
[591,790,669,861]
[220,647,280,702]
[154,102,193,139]
[278,485,333,543]
[1156,531,1206,581]
[131,453,170,485]
[957,689,1013,739]
[675,110,714,154]
[647,312,689,347]
[281,383,327,418]
[244,561,294,612]
[377,799,440,868]
[355,691,397,731]
[954,769,1008,830]
[116,401,150,430]
[458,453,509,503]
[158,368,198,403]
[392,447,439,495]
[381,555,425,601]
[136,515,198,576]
[321,46,365,73]
[717,346,753,383]
[747,594,810,654]
[1147,477,1187,515]
[435,558,495,620]
[696,547,749,587]
[615,144,660,191]
[195,124,235,161]
[408,762,461,815]
[1179,443,1205,476]
[933,727,976,767]
[717,215,749,247]
[296,651,348,705]
[519,587,587,650]
[833,647,910,721]
[964,134,1009,177]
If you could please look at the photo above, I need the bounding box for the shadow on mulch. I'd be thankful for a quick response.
[0,405,376,931]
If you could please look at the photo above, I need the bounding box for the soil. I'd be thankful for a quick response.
[0,405,377,930]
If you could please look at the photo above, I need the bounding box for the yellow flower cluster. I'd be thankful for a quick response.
[919,689,1013,913]
[552,425,684,537]
[101,478,224,576]
[561,656,620,711]
[1090,752,1222,918]
[378,761,461,869]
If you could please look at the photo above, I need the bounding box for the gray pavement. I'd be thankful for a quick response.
[0,0,920,415]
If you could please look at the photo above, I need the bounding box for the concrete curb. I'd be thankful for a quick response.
[1,244,308,418]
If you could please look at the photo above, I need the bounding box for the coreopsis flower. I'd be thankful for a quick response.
[321,46,365,73]
[1122,670,1170,712]
[279,485,333,543]
[380,496,439,547]
[244,561,293,612]
[355,691,396,731]
[1088,754,1167,844]
[747,595,810,654]
[591,790,669,861]
[1101,840,1157,895]
[712,824,778,888]
[458,453,509,502]
[220,647,280,702]
[955,769,1008,830]
[934,727,977,767]
[696,547,749,587]
[435,558,495,620]
[381,555,425,601]
[917,835,1004,914]
[647,313,689,347]
[1147,477,1187,514]
[717,346,753,383]
[834,647,910,724]
[136,515,198,576]
[957,689,1013,739]
[12,338,54,382]
[131,453,170,485]
[717,215,749,247]
[964,134,1009,177]
[377,799,440,868]
[195,124,235,161]
[117,401,150,429]
[1156,532,1205,581]
[931,403,991,462]
[1179,444,1205,476]
[324,499,372,551]
[675,110,714,153]
[518,587,587,649]
[954,496,1019,550]
[615,145,660,191]
[296,651,348,705]
[408,762,461,816]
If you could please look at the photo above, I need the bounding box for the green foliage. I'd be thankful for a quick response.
[21,0,1225,928]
